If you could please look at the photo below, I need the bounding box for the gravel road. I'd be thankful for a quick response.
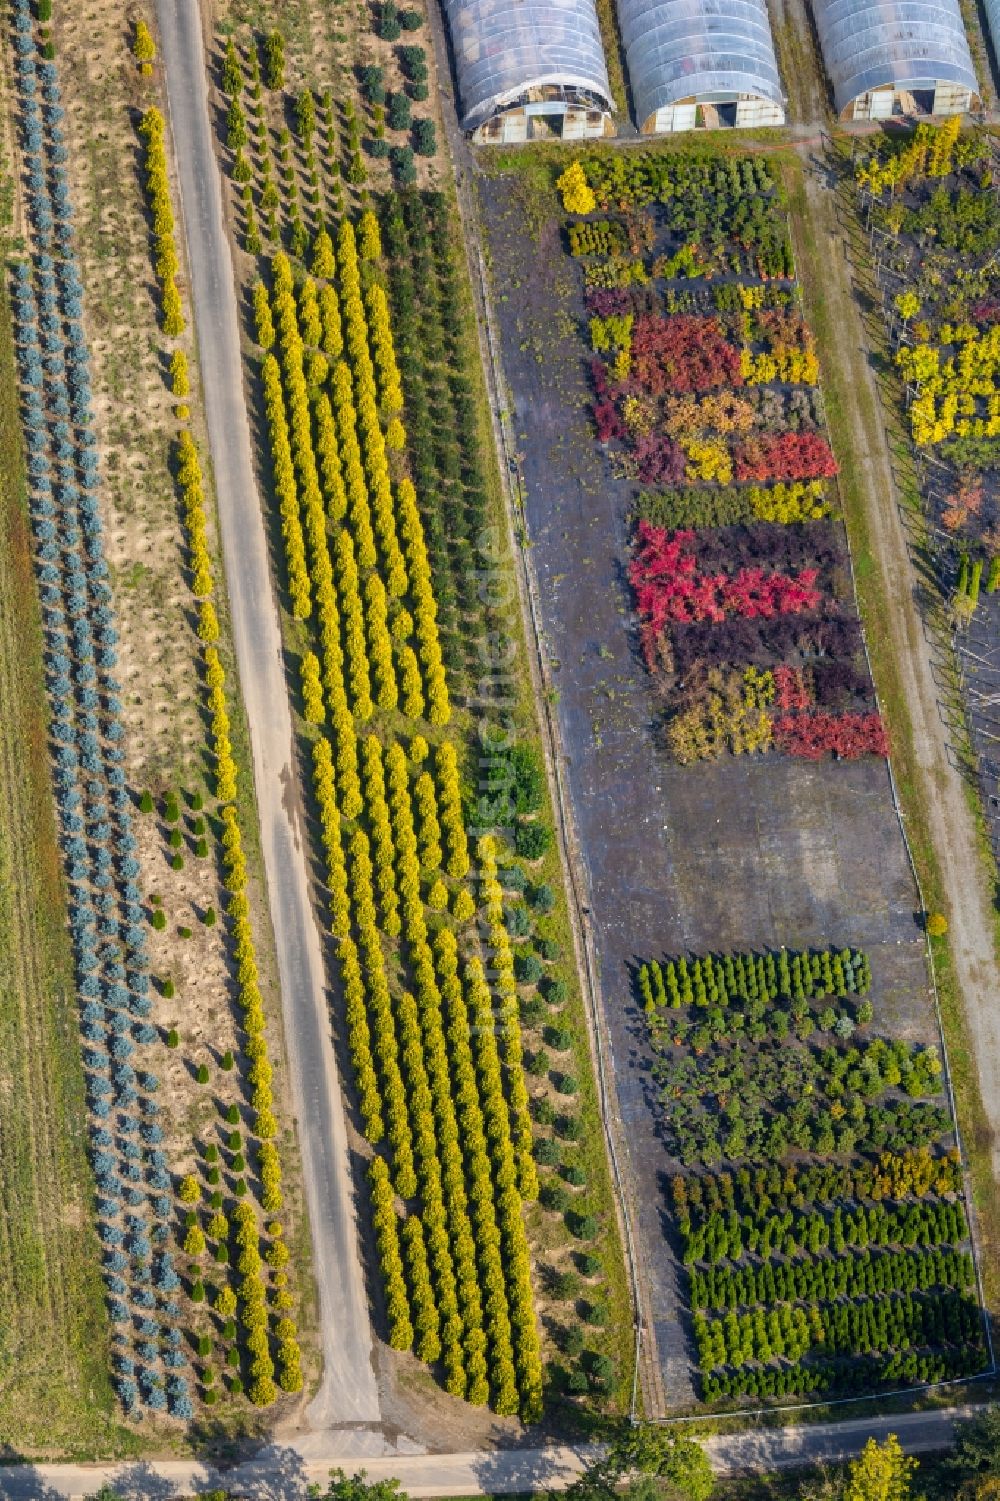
[0,1404,982,1497]
[151,0,379,1427]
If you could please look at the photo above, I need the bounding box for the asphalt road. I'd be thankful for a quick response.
[0,1404,980,1498]
[151,0,380,1427]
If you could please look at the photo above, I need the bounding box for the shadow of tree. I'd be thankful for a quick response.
[0,1462,65,1501]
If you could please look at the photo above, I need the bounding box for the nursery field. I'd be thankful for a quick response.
[852,122,1000,872]
[206,3,633,1433]
[478,149,984,1406]
[5,0,994,1447]
[0,272,131,1454]
[4,0,313,1430]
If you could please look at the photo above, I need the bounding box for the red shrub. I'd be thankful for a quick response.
[629,521,822,640]
[772,712,888,760]
[631,314,743,395]
[773,664,813,712]
[734,432,839,483]
[594,400,625,443]
[589,356,609,398]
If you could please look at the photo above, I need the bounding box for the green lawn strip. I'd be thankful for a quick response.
[785,154,1000,1312]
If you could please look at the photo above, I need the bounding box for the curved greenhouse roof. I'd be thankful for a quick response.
[811,0,978,114]
[443,0,614,131]
[616,0,783,128]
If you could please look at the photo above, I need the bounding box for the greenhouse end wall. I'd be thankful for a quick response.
[442,0,614,135]
[810,0,979,118]
[615,0,785,132]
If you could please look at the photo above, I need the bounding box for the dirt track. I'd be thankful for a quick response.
[153,0,381,1427]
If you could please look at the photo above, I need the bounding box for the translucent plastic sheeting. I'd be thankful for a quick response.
[812,0,978,114]
[443,0,613,131]
[616,0,783,127]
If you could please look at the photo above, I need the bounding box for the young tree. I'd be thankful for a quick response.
[263,28,285,90]
[310,1470,407,1501]
[894,290,920,323]
[950,1406,1000,1494]
[386,91,411,131]
[361,64,385,104]
[226,97,247,151]
[221,37,243,96]
[296,86,316,140]
[566,1425,713,1501]
[169,347,189,396]
[412,117,436,156]
[378,0,401,37]
[390,145,416,186]
[846,1437,918,1501]
[133,19,156,73]
[311,227,335,279]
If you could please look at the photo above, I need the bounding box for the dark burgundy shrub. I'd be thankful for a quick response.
[670,610,861,676]
[690,521,845,575]
[815,618,862,658]
[585,288,633,318]
[672,617,769,674]
[589,356,609,398]
[593,399,624,443]
[812,659,872,709]
[634,433,686,485]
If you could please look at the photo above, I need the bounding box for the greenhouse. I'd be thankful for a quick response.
[442,0,614,141]
[811,0,979,120]
[615,0,785,132]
